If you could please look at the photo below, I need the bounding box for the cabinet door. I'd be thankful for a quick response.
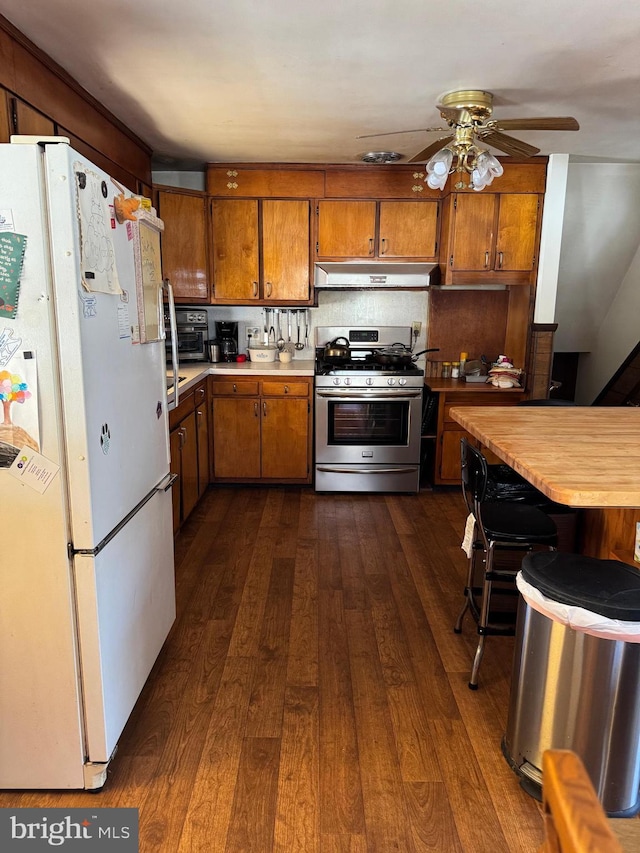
[196,404,209,497]
[169,428,182,535]
[316,200,377,258]
[180,412,200,521]
[378,201,438,258]
[262,200,310,301]
[211,199,259,300]
[11,98,56,136]
[212,397,261,478]
[260,398,309,480]
[0,90,10,143]
[159,190,209,302]
[450,194,496,270]
[439,428,470,483]
[495,195,540,271]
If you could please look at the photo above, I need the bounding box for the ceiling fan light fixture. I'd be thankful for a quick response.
[471,150,503,191]
[425,147,453,190]
[359,151,403,164]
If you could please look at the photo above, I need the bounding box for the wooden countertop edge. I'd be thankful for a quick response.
[448,406,640,508]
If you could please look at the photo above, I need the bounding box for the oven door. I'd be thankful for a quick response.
[315,387,422,465]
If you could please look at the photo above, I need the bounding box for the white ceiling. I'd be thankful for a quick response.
[1,0,639,170]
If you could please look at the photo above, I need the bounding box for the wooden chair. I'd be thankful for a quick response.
[538,750,640,852]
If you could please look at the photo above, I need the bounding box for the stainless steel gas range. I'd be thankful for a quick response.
[314,326,425,493]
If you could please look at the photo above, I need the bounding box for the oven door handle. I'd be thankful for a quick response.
[315,390,423,399]
[316,466,419,475]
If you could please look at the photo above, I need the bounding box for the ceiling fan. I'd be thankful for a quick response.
[357,89,579,190]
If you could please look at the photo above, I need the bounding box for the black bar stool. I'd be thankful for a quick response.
[455,438,558,689]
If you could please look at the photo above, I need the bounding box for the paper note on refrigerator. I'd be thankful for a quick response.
[8,446,60,493]
[74,164,122,295]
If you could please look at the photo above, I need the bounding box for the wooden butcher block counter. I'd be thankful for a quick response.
[449,406,640,563]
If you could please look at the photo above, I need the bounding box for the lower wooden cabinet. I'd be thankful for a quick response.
[210,376,312,483]
[431,385,524,485]
[169,381,209,533]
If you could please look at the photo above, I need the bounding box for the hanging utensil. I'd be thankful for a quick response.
[287,310,292,344]
[304,309,310,349]
[276,310,285,351]
[295,311,304,349]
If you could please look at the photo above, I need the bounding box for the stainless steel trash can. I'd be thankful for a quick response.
[502,551,640,817]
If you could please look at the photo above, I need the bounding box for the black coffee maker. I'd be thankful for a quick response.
[215,321,238,362]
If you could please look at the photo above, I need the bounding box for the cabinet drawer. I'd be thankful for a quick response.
[261,380,310,397]
[207,167,325,198]
[210,379,260,396]
[169,389,195,430]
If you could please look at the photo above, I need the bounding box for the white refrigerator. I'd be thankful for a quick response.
[0,140,176,789]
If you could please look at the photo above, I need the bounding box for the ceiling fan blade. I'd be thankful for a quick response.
[408,135,454,163]
[479,130,540,158]
[356,126,447,139]
[495,117,580,132]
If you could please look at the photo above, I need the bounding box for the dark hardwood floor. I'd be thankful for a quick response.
[0,485,545,851]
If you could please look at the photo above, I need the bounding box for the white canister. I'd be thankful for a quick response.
[279,350,292,363]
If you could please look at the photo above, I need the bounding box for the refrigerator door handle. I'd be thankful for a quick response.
[163,278,180,407]
[71,481,169,557]
[158,472,178,492]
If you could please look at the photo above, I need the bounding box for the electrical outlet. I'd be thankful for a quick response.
[412,321,422,336]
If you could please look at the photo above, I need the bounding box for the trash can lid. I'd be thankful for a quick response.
[521,552,640,621]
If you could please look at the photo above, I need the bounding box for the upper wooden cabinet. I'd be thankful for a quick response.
[156,188,210,303]
[207,167,324,198]
[210,198,311,304]
[11,96,56,136]
[440,192,542,285]
[316,200,438,260]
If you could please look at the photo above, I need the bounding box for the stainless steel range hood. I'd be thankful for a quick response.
[314,262,440,289]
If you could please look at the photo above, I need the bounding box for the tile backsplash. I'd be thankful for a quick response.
[200,290,430,358]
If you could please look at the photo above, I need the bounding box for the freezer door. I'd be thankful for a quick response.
[74,487,176,762]
[43,143,170,550]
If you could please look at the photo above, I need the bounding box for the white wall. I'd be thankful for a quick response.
[551,162,640,402]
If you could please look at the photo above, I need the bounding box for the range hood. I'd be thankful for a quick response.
[314,262,440,289]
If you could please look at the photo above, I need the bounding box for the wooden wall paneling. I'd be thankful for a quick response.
[504,284,533,374]
[0,25,16,90]
[61,129,140,193]
[526,323,557,399]
[427,288,509,363]
[0,88,10,141]
[0,16,152,184]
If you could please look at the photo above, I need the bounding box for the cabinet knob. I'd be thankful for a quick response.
[284,385,289,394]
[263,401,267,417]
[233,383,237,393]
[252,281,258,297]
[369,238,374,255]
[498,251,504,269]
[380,238,387,255]
[254,401,259,417]
[266,281,272,297]
[485,251,489,269]
[411,184,424,193]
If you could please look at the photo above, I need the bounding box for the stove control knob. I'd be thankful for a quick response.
[387,377,396,386]
[365,377,374,386]
[344,377,352,386]
[398,377,407,386]
[332,377,341,386]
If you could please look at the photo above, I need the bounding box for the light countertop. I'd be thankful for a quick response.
[167,359,315,405]
[449,405,640,508]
